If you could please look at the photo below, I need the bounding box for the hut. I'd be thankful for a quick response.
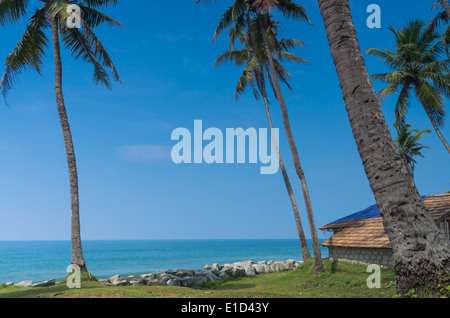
[319,194,450,267]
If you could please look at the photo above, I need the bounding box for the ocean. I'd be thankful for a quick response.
[0,239,328,284]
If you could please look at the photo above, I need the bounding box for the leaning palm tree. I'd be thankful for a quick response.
[432,0,450,21]
[198,0,324,273]
[215,19,312,262]
[0,0,122,272]
[249,2,325,275]
[429,2,449,31]
[367,20,450,155]
[394,122,431,178]
[317,0,450,294]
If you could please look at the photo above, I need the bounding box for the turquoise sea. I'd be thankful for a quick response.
[0,239,328,284]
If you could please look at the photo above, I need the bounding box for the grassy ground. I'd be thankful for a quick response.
[0,259,397,298]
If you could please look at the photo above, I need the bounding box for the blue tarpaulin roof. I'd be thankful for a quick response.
[326,196,428,226]
[327,203,380,225]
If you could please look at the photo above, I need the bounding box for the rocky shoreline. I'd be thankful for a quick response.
[4,259,302,288]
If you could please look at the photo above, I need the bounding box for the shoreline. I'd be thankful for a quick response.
[3,259,304,288]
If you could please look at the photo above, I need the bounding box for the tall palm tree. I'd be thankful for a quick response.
[394,122,431,178]
[429,2,449,31]
[198,0,324,273]
[367,20,450,155]
[252,9,324,275]
[317,0,450,294]
[433,0,450,20]
[215,19,312,262]
[0,0,122,272]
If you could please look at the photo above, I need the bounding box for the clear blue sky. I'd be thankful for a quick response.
[0,0,448,241]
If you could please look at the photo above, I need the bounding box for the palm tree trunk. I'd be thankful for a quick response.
[259,67,312,262]
[257,13,323,274]
[317,0,450,294]
[421,102,450,154]
[52,17,87,272]
[442,0,450,20]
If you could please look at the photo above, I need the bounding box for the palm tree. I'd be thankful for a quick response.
[251,3,325,275]
[433,0,450,20]
[317,0,450,294]
[0,0,122,272]
[429,2,449,31]
[215,18,312,262]
[367,20,450,155]
[198,0,324,273]
[394,122,431,178]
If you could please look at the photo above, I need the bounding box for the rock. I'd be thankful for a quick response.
[216,270,229,279]
[127,276,144,284]
[127,275,138,280]
[196,270,220,282]
[16,280,33,287]
[111,280,129,287]
[269,262,280,272]
[175,269,195,277]
[245,265,257,276]
[191,276,208,287]
[4,282,13,286]
[92,259,301,288]
[254,263,269,274]
[32,279,56,288]
[230,267,245,277]
[236,260,254,268]
[285,260,296,269]
[211,263,223,271]
[146,278,164,286]
[167,278,182,286]
[158,273,174,285]
[108,275,122,284]
[109,275,129,286]
[179,277,194,287]
[276,262,290,271]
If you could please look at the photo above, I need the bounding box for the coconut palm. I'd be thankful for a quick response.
[0,0,122,272]
[250,3,325,275]
[199,0,324,273]
[317,0,450,294]
[433,0,450,21]
[394,122,431,178]
[367,20,450,155]
[429,3,449,31]
[215,18,312,262]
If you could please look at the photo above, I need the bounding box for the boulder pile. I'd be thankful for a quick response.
[99,259,302,288]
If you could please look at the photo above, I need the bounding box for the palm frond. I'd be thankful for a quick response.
[79,4,122,29]
[60,26,112,89]
[415,79,446,126]
[214,49,252,67]
[82,23,121,83]
[0,7,49,104]
[0,0,29,27]
[275,0,311,24]
[81,0,119,8]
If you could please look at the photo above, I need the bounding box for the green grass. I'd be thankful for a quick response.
[0,259,397,298]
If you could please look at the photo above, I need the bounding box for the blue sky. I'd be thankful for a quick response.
[0,0,448,241]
